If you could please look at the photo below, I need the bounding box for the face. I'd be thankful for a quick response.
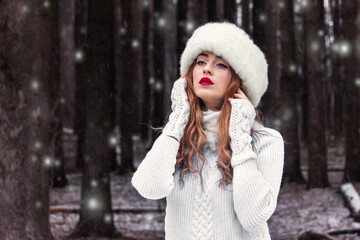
[192,51,232,111]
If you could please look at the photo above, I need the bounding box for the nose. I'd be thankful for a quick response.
[203,63,212,75]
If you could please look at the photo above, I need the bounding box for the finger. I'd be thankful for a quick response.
[234,93,244,98]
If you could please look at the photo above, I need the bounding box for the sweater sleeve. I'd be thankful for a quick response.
[232,127,284,231]
[131,134,179,200]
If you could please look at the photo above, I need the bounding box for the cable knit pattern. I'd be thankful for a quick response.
[230,99,257,167]
[191,175,214,239]
[162,78,190,141]
[132,105,284,239]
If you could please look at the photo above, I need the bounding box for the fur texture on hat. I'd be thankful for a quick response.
[180,22,268,107]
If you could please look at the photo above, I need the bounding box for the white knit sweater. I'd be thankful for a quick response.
[132,109,284,240]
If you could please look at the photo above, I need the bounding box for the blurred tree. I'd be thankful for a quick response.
[152,0,166,141]
[141,0,154,141]
[279,0,305,184]
[303,0,329,188]
[253,0,281,128]
[51,0,76,188]
[0,0,58,239]
[117,0,135,174]
[329,0,344,136]
[68,0,120,237]
[74,0,88,169]
[208,0,219,22]
[241,0,250,33]
[342,0,360,182]
[176,0,187,69]
[224,0,237,23]
[131,0,144,134]
[188,0,208,29]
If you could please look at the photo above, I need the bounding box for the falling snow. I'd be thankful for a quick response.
[74,50,84,62]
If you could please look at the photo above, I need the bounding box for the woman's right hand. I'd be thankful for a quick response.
[162,78,190,142]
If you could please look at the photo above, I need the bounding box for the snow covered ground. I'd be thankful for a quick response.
[50,172,360,240]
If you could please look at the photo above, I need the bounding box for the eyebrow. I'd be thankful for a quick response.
[198,53,223,59]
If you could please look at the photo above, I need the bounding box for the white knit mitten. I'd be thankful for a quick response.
[162,78,190,141]
[229,99,256,167]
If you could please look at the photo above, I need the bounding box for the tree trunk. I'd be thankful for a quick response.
[253,0,281,128]
[224,0,237,23]
[176,0,187,69]
[74,0,88,169]
[280,0,305,184]
[329,0,344,136]
[303,0,329,188]
[0,1,58,239]
[141,0,153,141]
[241,0,250,33]
[342,0,360,182]
[69,0,120,237]
[131,0,143,135]
[52,0,77,188]
[152,0,166,141]
[208,0,218,22]
[118,0,135,174]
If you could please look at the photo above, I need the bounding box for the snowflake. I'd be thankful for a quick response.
[158,17,166,28]
[87,197,100,210]
[104,213,112,223]
[75,50,84,62]
[90,180,98,188]
[186,21,194,32]
[355,78,360,88]
[132,39,139,48]
[43,156,53,167]
[43,1,50,8]
[31,79,40,91]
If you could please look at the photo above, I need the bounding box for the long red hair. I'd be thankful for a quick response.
[175,61,258,187]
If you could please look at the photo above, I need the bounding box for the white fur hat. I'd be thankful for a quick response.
[180,22,268,107]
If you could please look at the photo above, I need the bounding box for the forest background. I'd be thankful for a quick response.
[0,0,360,239]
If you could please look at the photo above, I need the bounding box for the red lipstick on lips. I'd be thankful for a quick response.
[199,77,214,86]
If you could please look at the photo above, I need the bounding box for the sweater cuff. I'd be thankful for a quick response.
[231,147,257,168]
[152,134,180,160]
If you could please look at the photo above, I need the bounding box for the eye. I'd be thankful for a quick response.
[217,63,228,68]
[197,60,206,65]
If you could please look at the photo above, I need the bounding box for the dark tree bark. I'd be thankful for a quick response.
[117,0,135,174]
[241,0,250,33]
[131,0,143,134]
[0,1,58,239]
[188,0,208,28]
[52,0,77,188]
[279,0,305,184]
[176,0,187,69]
[74,0,88,169]
[342,0,360,182]
[208,0,218,22]
[303,0,329,188]
[253,0,281,127]
[330,0,344,136]
[224,0,237,23]
[69,0,120,237]
[152,0,166,141]
[141,0,153,141]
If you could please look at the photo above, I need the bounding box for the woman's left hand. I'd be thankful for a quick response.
[228,88,256,159]
[228,88,249,102]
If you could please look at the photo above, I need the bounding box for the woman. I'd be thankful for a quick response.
[132,22,284,239]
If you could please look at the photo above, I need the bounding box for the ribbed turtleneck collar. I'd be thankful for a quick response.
[201,109,220,150]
